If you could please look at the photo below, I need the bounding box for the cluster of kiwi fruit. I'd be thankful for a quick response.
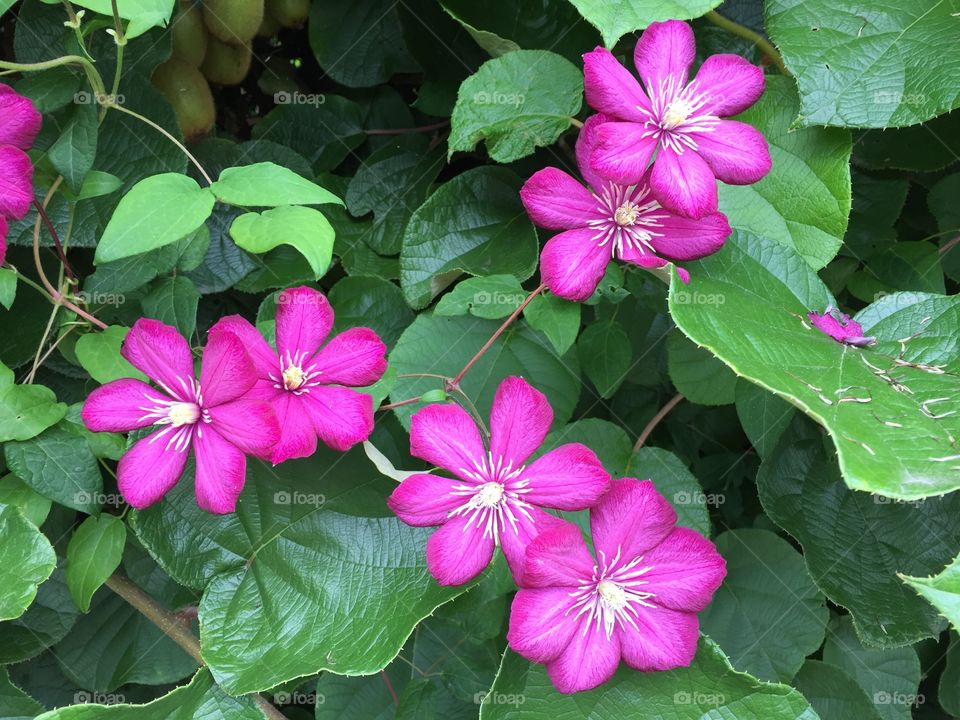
[151,0,309,141]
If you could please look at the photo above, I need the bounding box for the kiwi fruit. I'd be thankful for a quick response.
[202,0,264,43]
[266,0,309,29]
[200,34,253,85]
[152,58,215,142]
[170,1,208,67]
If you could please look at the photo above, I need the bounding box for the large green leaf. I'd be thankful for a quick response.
[211,162,342,208]
[669,232,960,500]
[65,515,126,613]
[0,506,56,622]
[0,667,42,718]
[47,103,97,193]
[230,205,336,279]
[74,326,148,384]
[0,363,66,442]
[400,167,539,309]
[766,0,960,127]
[141,276,201,340]
[479,639,817,719]
[566,0,722,47]
[0,566,79,664]
[49,0,174,39]
[449,51,582,163]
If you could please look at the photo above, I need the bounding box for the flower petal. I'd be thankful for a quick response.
[121,318,197,401]
[540,227,611,302]
[0,87,41,149]
[618,605,700,672]
[388,473,463,527]
[117,428,190,509]
[82,378,174,433]
[649,145,718,218]
[575,113,614,189]
[583,47,651,122]
[546,617,621,694]
[206,399,279,459]
[641,527,727,612]
[208,315,278,378]
[409,403,484,481]
[647,209,731,261]
[0,215,7,266]
[425,514,495,586]
[693,120,772,185]
[499,506,567,584]
[0,146,35,220]
[590,478,677,563]
[694,54,765,117]
[193,425,246,514]
[507,588,579,663]
[269,391,318,463]
[489,376,553,468]
[521,443,610,510]
[522,520,595,589]
[591,122,658,185]
[309,327,387,387]
[275,286,334,363]
[520,167,598,230]
[633,19,696,89]
[301,384,374,452]
[199,330,257,407]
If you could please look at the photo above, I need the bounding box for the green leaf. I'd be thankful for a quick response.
[71,170,123,201]
[0,267,15,309]
[734,379,796,459]
[901,551,960,632]
[0,506,56,622]
[142,276,201,340]
[627,447,711,536]
[793,660,882,720]
[75,326,147,384]
[565,0,722,46]
[0,474,52,527]
[699,529,827,682]
[854,113,960,172]
[577,319,631,399]
[717,76,851,269]
[401,167,539,309]
[435,275,528,320]
[766,0,960,127]
[230,205,335,279]
[523,292,580,356]
[481,638,817,719]
[449,50,582,163]
[46,102,97,193]
[65,516,126,613]
[667,331,736,406]
[0,667,43,718]
[542,418,633,476]
[210,162,343,208]
[669,232,960,500]
[328,275,415,347]
[0,363,66,442]
[0,565,79,664]
[941,633,960,716]
[56,0,174,39]
[94,174,215,264]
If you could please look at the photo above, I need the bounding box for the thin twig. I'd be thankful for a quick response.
[704,11,790,76]
[33,198,76,280]
[365,120,449,136]
[379,396,423,411]
[939,234,960,256]
[633,393,684,452]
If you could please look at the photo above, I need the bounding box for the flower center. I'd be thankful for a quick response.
[597,579,628,610]
[167,402,200,427]
[282,364,306,391]
[661,102,689,130]
[614,201,640,226]
[567,546,657,639]
[475,481,505,508]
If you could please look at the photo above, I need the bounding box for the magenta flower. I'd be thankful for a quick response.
[521,114,730,301]
[209,286,387,463]
[388,376,611,586]
[507,478,726,693]
[583,20,771,219]
[808,306,875,347]
[81,319,280,513]
[0,83,42,265]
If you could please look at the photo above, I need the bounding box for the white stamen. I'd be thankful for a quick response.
[566,546,657,639]
[447,451,532,543]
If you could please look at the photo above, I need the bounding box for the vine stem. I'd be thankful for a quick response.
[379,395,423,411]
[365,120,449,136]
[0,56,105,97]
[569,117,584,129]
[633,393,684,452]
[33,199,76,280]
[104,573,288,720]
[704,11,790,76]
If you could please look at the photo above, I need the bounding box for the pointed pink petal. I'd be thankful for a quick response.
[489,376,552,467]
[82,378,173,433]
[499,506,568,584]
[582,47,651,122]
[591,122,658,185]
[507,588,579,663]
[209,315,278,378]
[117,427,191,509]
[520,443,610,510]
[633,20,696,89]
[520,167,598,230]
[275,286,334,363]
[193,425,246,514]
[0,89,41,149]
[693,120,772,185]
[268,391,318,463]
[309,327,387,387]
[409,403,484,481]
[641,527,726,612]
[649,145,718,218]
[522,521,595,589]
[540,227,611,302]
[207,399,279,459]
[121,319,196,401]
[301,384,373,452]
[575,114,613,189]
[694,54,765,117]
[617,247,669,270]
[199,330,257,407]
[590,478,677,562]
[619,605,700,671]
[425,514,494,585]
[387,473,463,527]
[647,210,731,261]
[0,146,35,220]
[546,618,621,693]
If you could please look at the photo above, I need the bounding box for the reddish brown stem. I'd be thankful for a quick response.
[33,198,76,280]
[380,670,400,705]
[379,396,422,411]
[633,393,684,452]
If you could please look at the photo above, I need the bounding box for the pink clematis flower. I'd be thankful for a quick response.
[388,376,611,586]
[508,478,726,693]
[583,20,771,219]
[81,319,280,513]
[808,306,875,347]
[521,113,731,300]
[0,83,42,265]
[209,286,387,463]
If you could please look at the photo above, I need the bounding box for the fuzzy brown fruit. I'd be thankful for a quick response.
[170,1,208,67]
[266,0,309,28]
[200,35,253,85]
[152,58,215,142]
[202,0,263,43]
